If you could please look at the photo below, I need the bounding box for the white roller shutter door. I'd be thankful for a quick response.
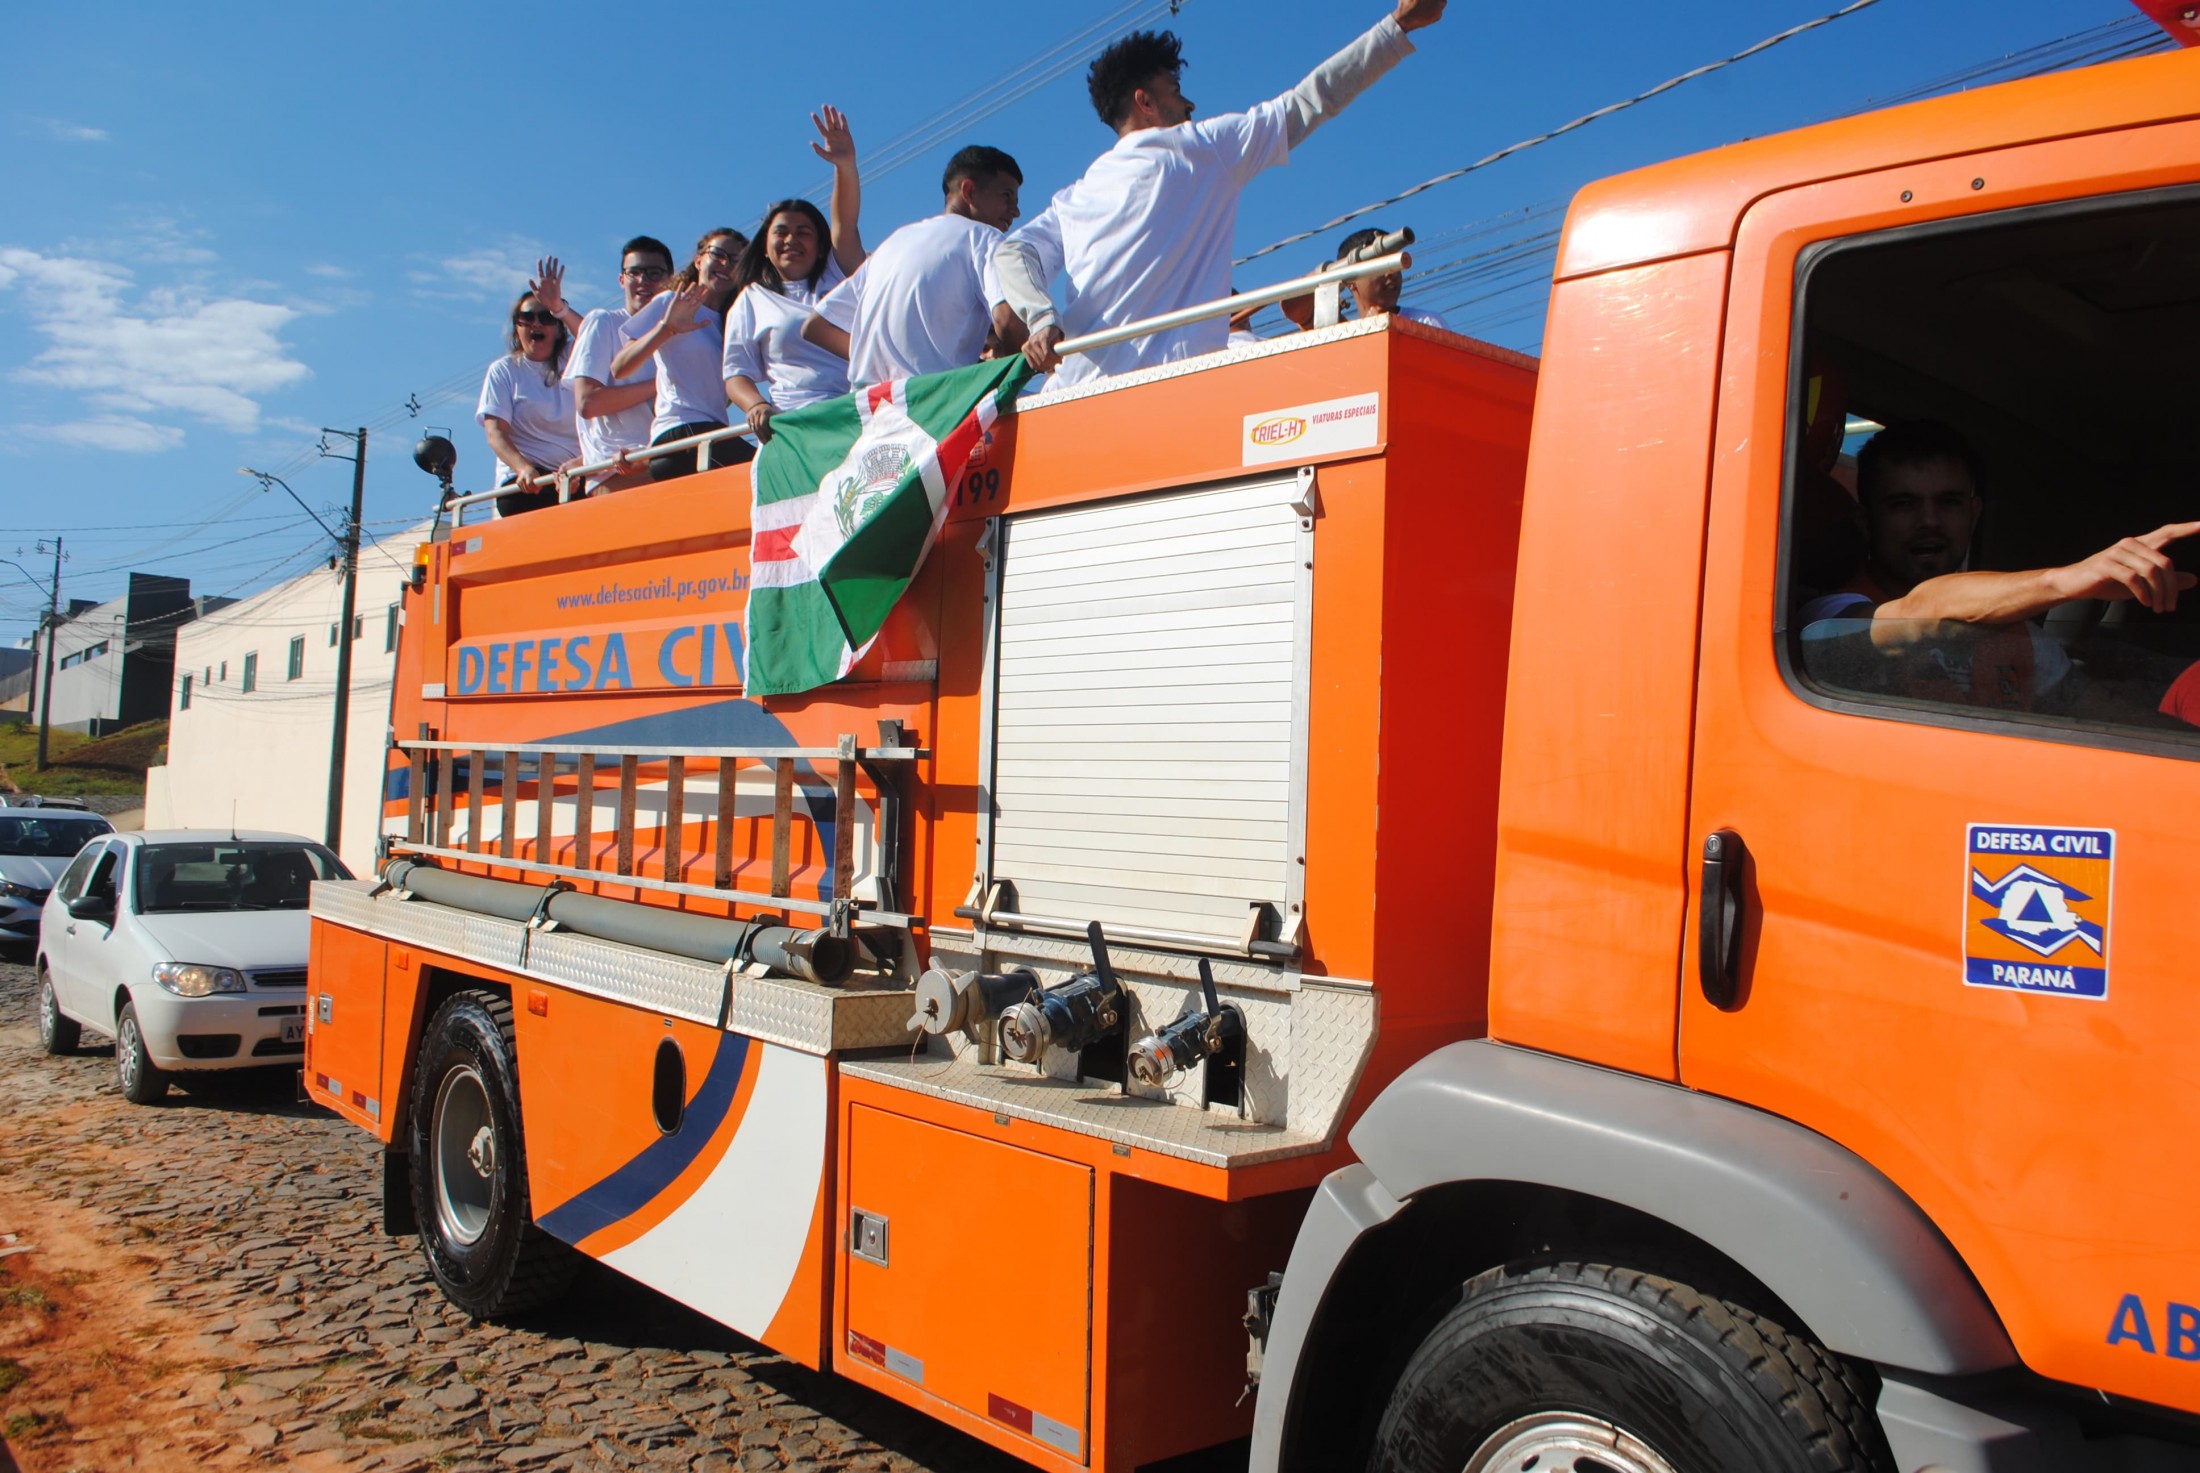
[985,475,1309,946]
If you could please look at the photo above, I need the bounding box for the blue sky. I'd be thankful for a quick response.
[0,0,2168,642]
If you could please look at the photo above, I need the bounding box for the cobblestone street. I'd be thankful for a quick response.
[0,954,1041,1473]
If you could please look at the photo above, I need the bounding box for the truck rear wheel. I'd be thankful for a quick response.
[408,989,576,1319]
[1367,1261,1892,1473]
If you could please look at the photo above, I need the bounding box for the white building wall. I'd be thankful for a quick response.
[146,530,425,875]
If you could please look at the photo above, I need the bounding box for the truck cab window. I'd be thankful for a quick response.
[1784,190,2200,754]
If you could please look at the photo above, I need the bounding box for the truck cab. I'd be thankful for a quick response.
[1254,39,2200,1473]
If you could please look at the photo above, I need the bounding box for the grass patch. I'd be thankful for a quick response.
[0,1286,53,1313]
[0,719,153,798]
[0,1358,24,1395]
[3,1409,48,1439]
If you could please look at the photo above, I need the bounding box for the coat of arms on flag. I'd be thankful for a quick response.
[744,356,1033,697]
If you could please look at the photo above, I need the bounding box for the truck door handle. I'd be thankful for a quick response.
[1699,830,1747,1009]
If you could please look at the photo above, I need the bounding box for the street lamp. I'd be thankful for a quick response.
[237,457,366,853]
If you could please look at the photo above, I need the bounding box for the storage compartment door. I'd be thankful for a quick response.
[843,1106,1092,1462]
[305,923,387,1131]
[985,474,1310,948]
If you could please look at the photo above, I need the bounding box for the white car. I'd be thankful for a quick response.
[0,804,116,949]
[35,830,353,1103]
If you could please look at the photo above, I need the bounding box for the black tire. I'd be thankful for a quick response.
[1368,1261,1893,1473]
[115,1001,168,1104]
[407,989,576,1319]
[37,969,80,1055]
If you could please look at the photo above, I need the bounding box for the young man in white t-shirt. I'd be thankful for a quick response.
[802,145,1028,387]
[995,0,1447,389]
[564,236,673,493]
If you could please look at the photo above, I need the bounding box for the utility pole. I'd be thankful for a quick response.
[35,538,61,772]
[323,428,367,854]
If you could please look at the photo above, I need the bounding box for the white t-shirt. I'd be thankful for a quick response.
[622,292,730,438]
[564,306,654,465]
[476,355,578,477]
[1798,592,2073,695]
[722,259,850,411]
[814,215,1001,386]
[1005,100,1290,388]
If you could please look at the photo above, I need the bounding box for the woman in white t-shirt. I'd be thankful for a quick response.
[476,289,581,516]
[722,106,870,442]
[613,227,750,482]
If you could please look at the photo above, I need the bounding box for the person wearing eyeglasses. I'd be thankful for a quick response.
[564,236,675,494]
[477,283,581,517]
[614,228,750,482]
[722,106,869,443]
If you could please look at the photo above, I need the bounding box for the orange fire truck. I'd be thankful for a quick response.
[307,28,2200,1473]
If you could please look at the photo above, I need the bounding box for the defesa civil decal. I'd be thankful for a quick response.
[1242,392,1379,466]
[1963,824,2113,1000]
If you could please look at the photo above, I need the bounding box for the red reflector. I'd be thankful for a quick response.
[987,1393,1034,1435]
[313,1073,330,1091]
[527,989,549,1017]
[846,1330,886,1366]
[350,1090,367,1108]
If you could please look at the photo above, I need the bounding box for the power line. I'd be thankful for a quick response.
[805,0,1187,202]
[1236,0,1891,266]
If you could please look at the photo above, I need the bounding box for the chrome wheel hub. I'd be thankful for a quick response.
[1464,1411,1679,1473]
[432,1065,496,1247]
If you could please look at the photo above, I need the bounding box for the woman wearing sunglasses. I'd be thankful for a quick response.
[614,227,750,482]
[477,267,582,517]
[722,106,869,445]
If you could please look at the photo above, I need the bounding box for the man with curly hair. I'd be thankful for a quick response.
[995,0,1447,388]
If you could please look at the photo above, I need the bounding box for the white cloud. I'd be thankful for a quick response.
[29,118,108,143]
[411,240,604,309]
[44,416,185,453]
[0,245,310,437]
[303,263,352,279]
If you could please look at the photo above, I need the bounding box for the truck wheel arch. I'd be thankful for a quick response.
[1252,1041,2014,1473]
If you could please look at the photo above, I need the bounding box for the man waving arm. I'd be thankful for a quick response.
[1279,0,1447,149]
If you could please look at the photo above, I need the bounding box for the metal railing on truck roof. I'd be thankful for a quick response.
[441,235,1415,523]
[386,732,921,937]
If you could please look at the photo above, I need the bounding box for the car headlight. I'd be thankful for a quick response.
[151,963,247,997]
[0,880,33,900]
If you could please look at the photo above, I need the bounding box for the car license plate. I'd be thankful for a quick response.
[281,1017,305,1044]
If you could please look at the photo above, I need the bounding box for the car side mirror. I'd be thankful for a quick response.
[65,893,115,922]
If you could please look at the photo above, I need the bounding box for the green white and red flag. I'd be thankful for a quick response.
[744,356,1032,697]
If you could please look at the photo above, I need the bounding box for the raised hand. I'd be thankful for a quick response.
[664,282,707,334]
[1395,0,1447,32]
[2053,521,2200,611]
[530,256,568,316]
[810,105,857,170]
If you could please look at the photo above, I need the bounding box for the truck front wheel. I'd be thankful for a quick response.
[1367,1261,1891,1473]
[408,990,576,1319]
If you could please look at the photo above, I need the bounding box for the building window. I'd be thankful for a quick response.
[219,660,227,682]
[287,636,305,680]
[328,622,340,647]
[180,674,192,711]
[242,653,258,694]
[353,614,365,641]
[203,666,211,686]
[385,603,400,652]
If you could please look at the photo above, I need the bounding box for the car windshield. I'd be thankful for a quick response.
[0,815,114,858]
[132,842,353,913]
